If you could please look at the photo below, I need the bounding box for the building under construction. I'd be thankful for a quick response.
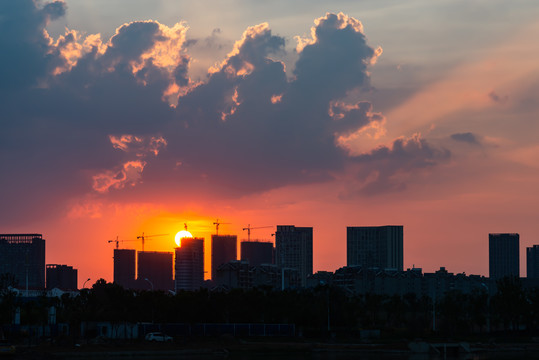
[241,240,274,266]
[175,237,204,291]
[211,235,237,280]
[113,249,136,289]
[0,234,46,289]
[137,251,174,291]
[46,264,78,290]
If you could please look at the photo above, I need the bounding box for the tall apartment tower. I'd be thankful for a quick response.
[46,264,78,290]
[275,225,313,287]
[113,249,136,289]
[0,234,46,289]
[175,237,204,291]
[527,245,539,279]
[211,235,237,280]
[347,226,403,271]
[241,241,274,266]
[137,251,174,291]
[489,233,519,279]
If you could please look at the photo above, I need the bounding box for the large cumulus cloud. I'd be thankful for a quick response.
[0,2,449,225]
[0,0,65,91]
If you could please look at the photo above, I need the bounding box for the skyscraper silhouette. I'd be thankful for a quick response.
[113,249,136,289]
[527,245,539,279]
[138,251,174,291]
[46,264,77,290]
[275,225,313,287]
[489,233,519,279]
[347,226,403,270]
[175,237,204,291]
[211,234,237,280]
[0,234,45,289]
[241,241,274,266]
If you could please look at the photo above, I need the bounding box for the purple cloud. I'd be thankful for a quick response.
[0,4,449,225]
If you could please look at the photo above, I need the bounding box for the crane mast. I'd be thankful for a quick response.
[242,224,272,242]
[213,218,231,235]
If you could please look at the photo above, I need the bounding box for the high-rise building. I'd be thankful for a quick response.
[489,233,519,279]
[46,264,77,290]
[211,235,237,280]
[175,237,204,291]
[527,245,539,279]
[137,251,174,291]
[241,241,274,266]
[214,260,252,290]
[275,225,313,287]
[347,226,403,271]
[113,249,136,289]
[0,234,45,289]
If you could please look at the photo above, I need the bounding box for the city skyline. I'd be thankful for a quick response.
[5,226,539,290]
[2,1,539,285]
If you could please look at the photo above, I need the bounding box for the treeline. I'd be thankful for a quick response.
[1,276,539,339]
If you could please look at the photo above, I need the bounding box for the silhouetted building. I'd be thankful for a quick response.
[347,226,403,271]
[214,261,300,290]
[251,264,281,289]
[489,233,519,279]
[333,265,489,298]
[113,249,136,289]
[215,260,252,290]
[307,271,334,288]
[175,237,204,291]
[527,245,539,279]
[241,241,273,266]
[211,235,237,280]
[46,264,77,290]
[275,225,313,287]
[0,234,45,289]
[137,251,174,291]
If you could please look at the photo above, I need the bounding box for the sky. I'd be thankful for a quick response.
[2,0,539,286]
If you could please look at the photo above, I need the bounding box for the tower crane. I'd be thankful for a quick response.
[213,219,231,235]
[106,236,137,250]
[242,224,272,242]
[136,232,168,252]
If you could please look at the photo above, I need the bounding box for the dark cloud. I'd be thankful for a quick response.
[292,13,381,103]
[488,90,508,104]
[329,101,384,137]
[0,0,66,90]
[352,135,451,194]
[0,4,448,225]
[169,15,386,191]
[451,132,481,145]
[102,21,161,65]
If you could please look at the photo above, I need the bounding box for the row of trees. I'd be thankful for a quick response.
[0,276,537,339]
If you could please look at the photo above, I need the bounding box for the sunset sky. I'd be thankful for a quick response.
[3,0,539,286]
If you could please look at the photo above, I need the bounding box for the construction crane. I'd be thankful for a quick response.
[136,232,168,252]
[213,218,231,235]
[106,236,137,250]
[242,224,272,242]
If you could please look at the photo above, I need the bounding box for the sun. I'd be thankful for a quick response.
[175,230,193,247]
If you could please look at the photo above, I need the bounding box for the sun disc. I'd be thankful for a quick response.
[175,230,193,247]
